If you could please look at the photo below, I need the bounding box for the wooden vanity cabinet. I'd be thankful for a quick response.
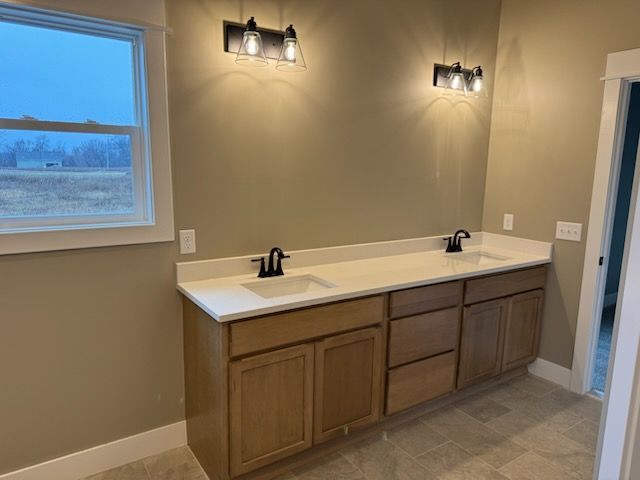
[502,289,544,371]
[458,267,547,388]
[457,298,508,389]
[184,265,548,479]
[385,281,463,414]
[229,344,314,477]
[313,327,382,443]
[224,296,384,477]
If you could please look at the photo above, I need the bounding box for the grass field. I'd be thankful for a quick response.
[0,168,134,217]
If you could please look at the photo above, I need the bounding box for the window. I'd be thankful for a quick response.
[0,4,173,254]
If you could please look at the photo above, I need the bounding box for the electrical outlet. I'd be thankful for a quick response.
[556,222,582,242]
[179,229,196,254]
[503,213,514,231]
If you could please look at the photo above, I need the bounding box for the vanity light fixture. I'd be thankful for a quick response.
[224,19,307,72]
[467,66,488,98]
[235,17,268,66]
[444,62,467,96]
[432,62,487,98]
[276,25,307,72]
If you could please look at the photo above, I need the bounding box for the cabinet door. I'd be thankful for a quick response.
[314,328,382,443]
[458,298,508,389]
[229,344,314,477]
[503,290,544,372]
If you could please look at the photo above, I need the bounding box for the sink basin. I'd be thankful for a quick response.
[447,251,510,265]
[241,274,336,299]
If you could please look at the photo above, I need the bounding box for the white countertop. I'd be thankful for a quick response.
[177,233,552,323]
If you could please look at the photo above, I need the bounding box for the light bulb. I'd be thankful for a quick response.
[276,24,307,72]
[450,74,463,90]
[244,33,259,56]
[443,62,467,96]
[470,77,483,92]
[235,18,268,66]
[284,39,297,62]
[467,66,488,98]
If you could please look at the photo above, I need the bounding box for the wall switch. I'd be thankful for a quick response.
[556,222,582,242]
[503,213,514,231]
[179,229,196,254]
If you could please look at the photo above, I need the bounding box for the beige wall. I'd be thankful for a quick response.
[168,0,502,260]
[483,0,640,368]
[0,0,185,475]
[0,0,502,474]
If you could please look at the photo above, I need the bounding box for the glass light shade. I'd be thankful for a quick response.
[468,68,488,98]
[276,29,307,72]
[444,71,467,96]
[235,31,268,66]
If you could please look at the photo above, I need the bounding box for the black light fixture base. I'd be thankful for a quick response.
[433,63,473,90]
[223,21,286,60]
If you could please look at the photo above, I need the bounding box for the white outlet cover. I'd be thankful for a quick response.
[180,229,196,254]
[503,213,514,231]
[556,221,582,242]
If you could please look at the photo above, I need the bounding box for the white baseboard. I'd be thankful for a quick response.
[528,357,572,389]
[0,421,187,480]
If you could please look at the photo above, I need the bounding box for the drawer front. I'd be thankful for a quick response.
[388,307,460,368]
[230,296,384,357]
[386,351,456,415]
[389,281,462,319]
[464,267,547,305]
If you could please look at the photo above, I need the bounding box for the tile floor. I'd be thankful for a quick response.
[85,373,601,480]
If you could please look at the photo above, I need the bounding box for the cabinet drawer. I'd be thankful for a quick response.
[386,351,456,415]
[230,296,384,357]
[389,282,462,319]
[388,308,460,367]
[464,267,547,305]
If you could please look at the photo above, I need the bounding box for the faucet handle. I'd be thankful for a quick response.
[443,237,456,253]
[251,257,267,278]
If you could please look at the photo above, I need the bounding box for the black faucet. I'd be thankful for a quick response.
[444,229,471,253]
[251,247,290,278]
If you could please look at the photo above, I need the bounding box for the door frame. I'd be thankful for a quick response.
[570,47,640,479]
[572,49,640,395]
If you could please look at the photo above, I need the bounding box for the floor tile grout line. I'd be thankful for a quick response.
[337,444,369,479]
[439,406,537,470]
[497,450,585,480]
[384,430,449,460]
[341,432,440,478]
[494,447,534,472]
[449,437,530,473]
[409,440,454,479]
[141,459,153,480]
[185,446,210,480]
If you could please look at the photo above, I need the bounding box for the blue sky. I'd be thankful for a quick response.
[0,20,135,124]
[0,20,136,152]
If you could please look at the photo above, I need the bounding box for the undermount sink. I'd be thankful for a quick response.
[241,274,336,299]
[447,251,510,265]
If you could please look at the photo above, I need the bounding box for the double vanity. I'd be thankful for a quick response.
[176,233,552,480]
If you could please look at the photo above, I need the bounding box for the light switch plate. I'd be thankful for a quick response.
[556,222,582,242]
[503,213,514,231]
[180,229,196,254]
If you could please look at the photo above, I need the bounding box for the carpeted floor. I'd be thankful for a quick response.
[592,305,615,395]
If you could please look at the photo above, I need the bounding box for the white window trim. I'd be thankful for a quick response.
[0,4,174,255]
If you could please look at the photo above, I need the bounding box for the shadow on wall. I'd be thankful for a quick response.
[168,0,501,258]
[541,262,576,368]
[491,38,531,135]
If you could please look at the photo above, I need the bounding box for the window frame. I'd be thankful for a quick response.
[0,3,174,254]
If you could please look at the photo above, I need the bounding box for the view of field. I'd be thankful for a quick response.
[0,168,134,217]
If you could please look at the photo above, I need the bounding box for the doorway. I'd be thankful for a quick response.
[591,82,640,396]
